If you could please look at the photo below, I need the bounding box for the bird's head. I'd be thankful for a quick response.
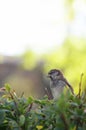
[48,69,64,81]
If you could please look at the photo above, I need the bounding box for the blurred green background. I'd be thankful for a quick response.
[0,38,86,98]
[0,0,86,98]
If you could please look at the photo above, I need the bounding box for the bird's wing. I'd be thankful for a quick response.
[64,78,74,95]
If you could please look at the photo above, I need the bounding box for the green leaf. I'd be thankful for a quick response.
[19,115,25,126]
[8,120,19,129]
[28,96,34,104]
[0,110,5,125]
[69,102,78,107]
[5,84,11,92]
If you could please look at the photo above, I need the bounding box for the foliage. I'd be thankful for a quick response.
[0,77,86,130]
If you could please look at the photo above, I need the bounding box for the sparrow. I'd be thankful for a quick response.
[48,69,74,99]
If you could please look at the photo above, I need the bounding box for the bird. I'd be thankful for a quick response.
[47,69,74,99]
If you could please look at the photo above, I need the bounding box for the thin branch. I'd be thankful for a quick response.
[78,73,84,98]
[60,113,69,130]
[26,103,33,113]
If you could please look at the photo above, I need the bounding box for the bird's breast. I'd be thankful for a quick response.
[50,80,66,99]
[51,86,63,99]
[51,80,66,88]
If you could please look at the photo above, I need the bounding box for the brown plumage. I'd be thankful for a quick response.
[48,69,74,99]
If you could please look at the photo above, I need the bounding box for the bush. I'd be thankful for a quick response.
[0,78,86,130]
